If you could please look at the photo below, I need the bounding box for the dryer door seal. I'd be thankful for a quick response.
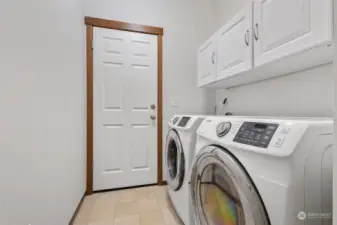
[189,146,270,225]
[165,129,185,191]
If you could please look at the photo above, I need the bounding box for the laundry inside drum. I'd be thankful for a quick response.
[199,164,245,225]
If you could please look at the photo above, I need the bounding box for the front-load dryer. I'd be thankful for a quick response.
[165,115,207,225]
[189,116,333,225]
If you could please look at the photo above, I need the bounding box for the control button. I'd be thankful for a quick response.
[273,137,285,148]
[280,127,291,134]
[267,125,277,130]
[263,135,270,140]
[249,132,255,137]
[173,117,179,125]
[265,130,273,135]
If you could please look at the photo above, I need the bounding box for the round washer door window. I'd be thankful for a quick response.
[190,146,270,225]
[200,164,244,225]
[165,130,185,191]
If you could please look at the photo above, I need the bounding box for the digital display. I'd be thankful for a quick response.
[234,122,279,148]
[254,124,267,129]
[178,117,191,127]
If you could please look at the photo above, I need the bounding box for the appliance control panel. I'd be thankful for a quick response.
[177,117,191,127]
[233,122,279,148]
[172,117,180,125]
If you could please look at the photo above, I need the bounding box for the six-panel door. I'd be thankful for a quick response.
[253,0,332,67]
[93,27,158,191]
[217,4,253,80]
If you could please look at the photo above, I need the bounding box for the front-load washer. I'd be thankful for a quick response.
[165,115,207,225]
[189,116,333,225]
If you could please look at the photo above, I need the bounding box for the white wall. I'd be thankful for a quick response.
[84,0,217,179]
[212,0,334,117]
[333,0,337,224]
[0,1,86,225]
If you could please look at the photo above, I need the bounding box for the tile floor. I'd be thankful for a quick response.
[73,185,184,225]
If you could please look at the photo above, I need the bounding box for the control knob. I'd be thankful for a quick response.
[216,122,232,137]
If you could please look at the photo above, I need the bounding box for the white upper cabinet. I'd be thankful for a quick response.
[197,34,217,87]
[217,4,253,80]
[197,0,333,88]
[253,0,333,67]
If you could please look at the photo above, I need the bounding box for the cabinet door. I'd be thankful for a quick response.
[217,4,253,80]
[197,34,217,87]
[254,0,332,67]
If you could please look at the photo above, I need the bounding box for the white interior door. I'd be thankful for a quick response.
[93,27,158,191]
[217,4,253,80]
[253,0,332,67]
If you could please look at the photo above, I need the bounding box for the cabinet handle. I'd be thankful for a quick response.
[211,52,215,64]
[253,23,259,41]
[245,30,249,46]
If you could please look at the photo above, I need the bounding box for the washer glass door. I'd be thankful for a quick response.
[199,163,245,225]
[166,129,185,191]
[190,146,270,225]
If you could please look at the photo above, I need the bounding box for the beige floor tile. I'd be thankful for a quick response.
[114,214,139,225]
[73,186,170,225]
[134,186,156,200]
[73,219,88,225]
[137,196,159,213]
[154,186,169,199]
[157,193,173,210]
[74,194,100,225]
[162,208,184,225]
[73,212,89,225]
[89,206,115,223]
[158,199,172,210]
[88,221,114,225]
[114,189,139,203]
[139,211,166,225]
[89,195,115,222]
[115,202,138,217]
[94,194,116,209]
[97,191,119,204]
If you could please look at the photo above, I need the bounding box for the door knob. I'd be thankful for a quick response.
[150,115,157,120]
[151,104,156,110]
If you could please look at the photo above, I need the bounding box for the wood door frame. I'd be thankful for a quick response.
[85,16,164,195]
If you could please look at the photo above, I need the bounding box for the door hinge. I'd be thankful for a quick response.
[91,39,94,50]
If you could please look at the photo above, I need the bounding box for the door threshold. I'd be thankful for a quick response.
[93,183,159,194]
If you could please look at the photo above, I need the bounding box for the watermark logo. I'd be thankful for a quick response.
[298,211,332,220]
[298,211,306,220]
